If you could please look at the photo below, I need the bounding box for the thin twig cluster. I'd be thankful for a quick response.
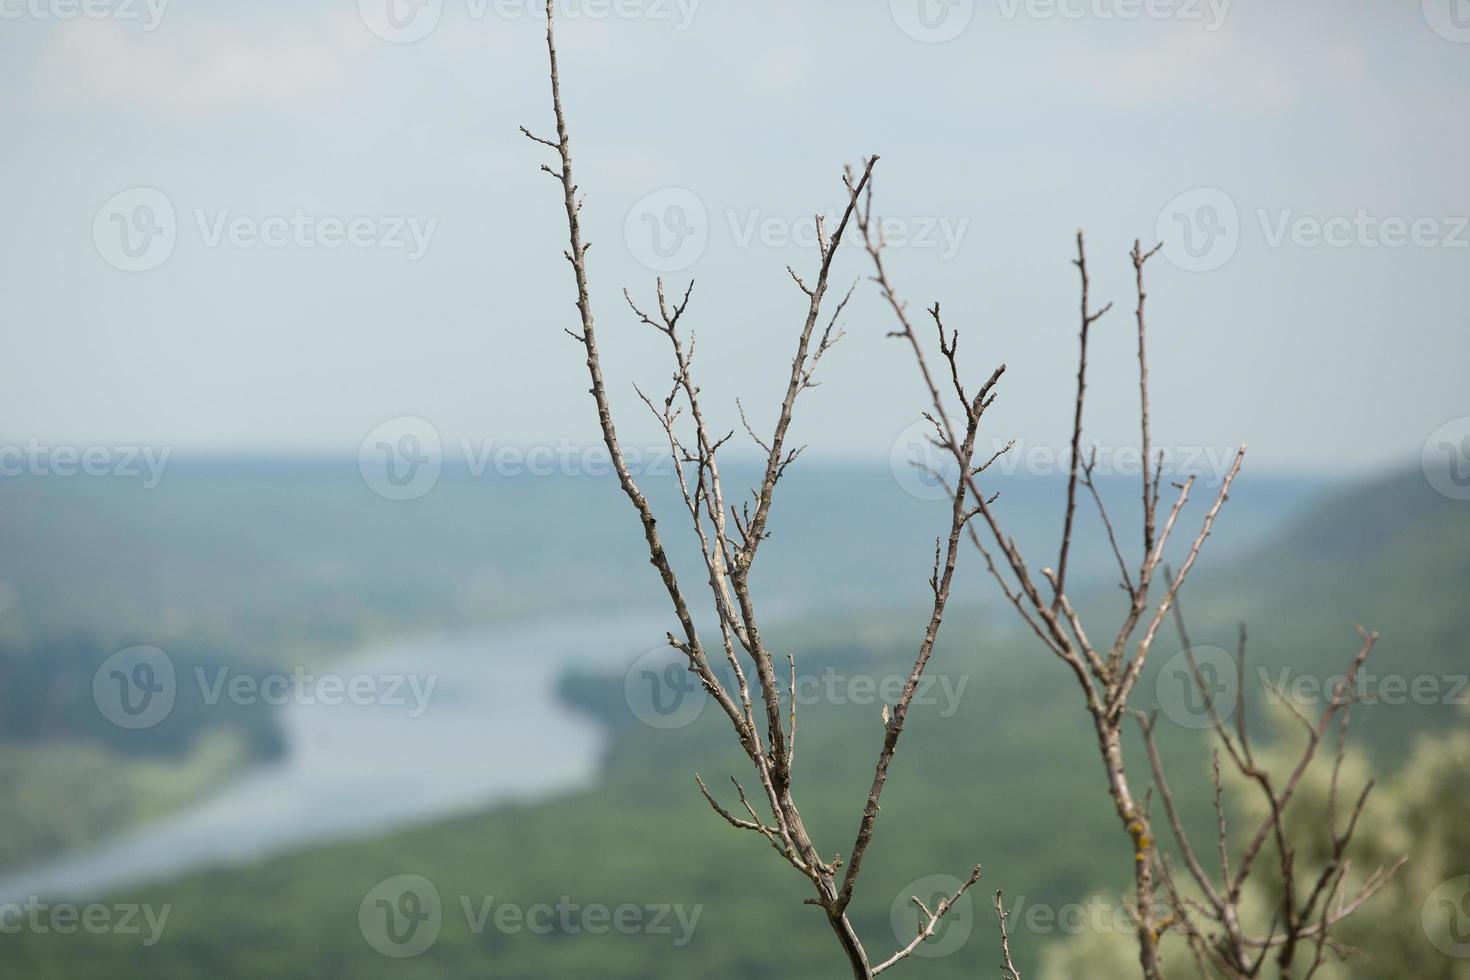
[523,3,1399,975]
[851,166,1402,979]
[522,5,1004,976]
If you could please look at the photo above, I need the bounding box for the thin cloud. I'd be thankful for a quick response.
[34,14,379,118]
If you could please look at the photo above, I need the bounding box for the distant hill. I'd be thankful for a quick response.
[0,467,1457,979]
[1166,466,1470,754]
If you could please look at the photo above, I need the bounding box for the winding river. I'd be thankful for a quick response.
[0,609,672,904]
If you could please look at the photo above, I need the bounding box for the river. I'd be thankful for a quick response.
[0,609,672,904]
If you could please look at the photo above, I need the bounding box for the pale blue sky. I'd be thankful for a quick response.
[2,0,1467,474]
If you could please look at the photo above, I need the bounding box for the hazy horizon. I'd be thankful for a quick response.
[4,0,1467,474]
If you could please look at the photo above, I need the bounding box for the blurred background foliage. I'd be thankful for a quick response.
[0,461,1465,977]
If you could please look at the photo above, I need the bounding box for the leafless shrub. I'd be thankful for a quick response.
[522,5,1001,976]
[852,180,1404,978]
[523,3,1400,975]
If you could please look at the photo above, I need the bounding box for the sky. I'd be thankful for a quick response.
[2,0,1467,477]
